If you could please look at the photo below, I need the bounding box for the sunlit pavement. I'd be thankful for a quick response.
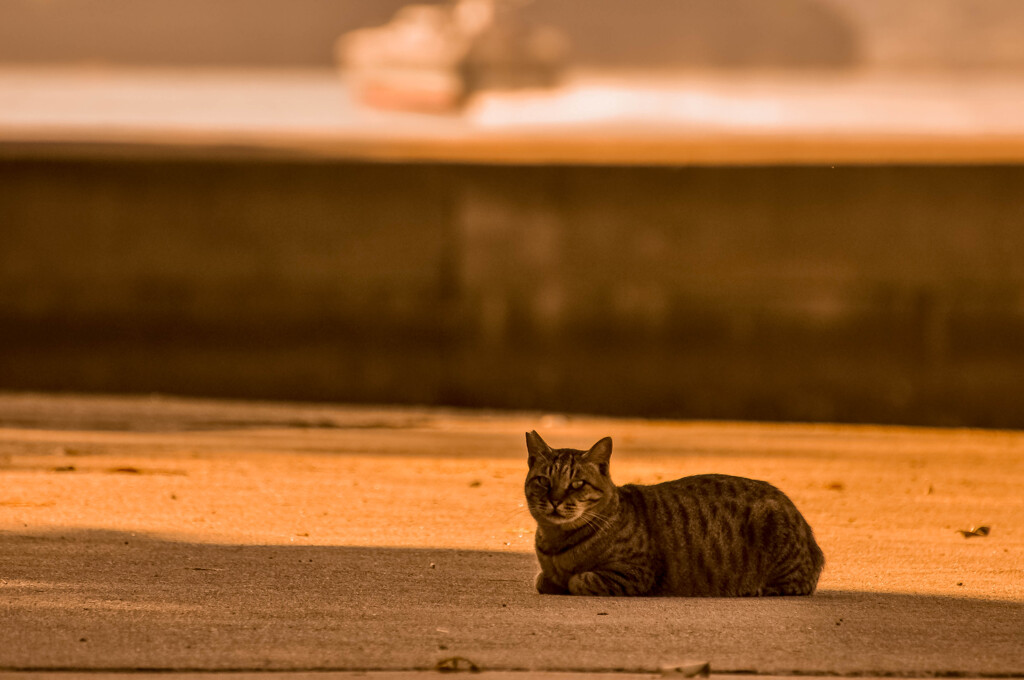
[1,393,1022,675]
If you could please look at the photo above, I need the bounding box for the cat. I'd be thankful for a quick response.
[524,430,824,597]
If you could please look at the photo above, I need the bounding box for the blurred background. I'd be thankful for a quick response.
[2,0,1024,427]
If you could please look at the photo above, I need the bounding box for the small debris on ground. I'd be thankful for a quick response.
[435,656,481,673]
[825,481,845,491]
[660,661,711,677]
[957,525,991,538]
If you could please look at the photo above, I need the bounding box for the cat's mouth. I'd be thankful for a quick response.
[546,509,574,523]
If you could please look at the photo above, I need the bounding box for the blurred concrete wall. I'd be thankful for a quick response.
[2,0,1024,71]
[3,158,1024,427]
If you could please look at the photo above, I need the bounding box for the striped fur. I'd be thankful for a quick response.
[525,431,824,597]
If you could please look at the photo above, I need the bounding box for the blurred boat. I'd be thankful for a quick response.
[337,0,567,112]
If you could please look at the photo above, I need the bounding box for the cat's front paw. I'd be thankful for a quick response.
[568,571,611,596]
[535,571,568,595]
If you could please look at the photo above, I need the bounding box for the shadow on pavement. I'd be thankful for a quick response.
[1,528,1021,674]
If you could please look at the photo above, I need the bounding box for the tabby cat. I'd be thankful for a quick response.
[525,431,824,596]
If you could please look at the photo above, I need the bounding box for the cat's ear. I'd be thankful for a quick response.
[526,430,553,468]
[583,436,613,466]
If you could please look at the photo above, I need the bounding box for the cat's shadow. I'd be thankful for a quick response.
[2,528,1020,674]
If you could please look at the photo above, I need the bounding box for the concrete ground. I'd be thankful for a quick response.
[0,393,1022,677]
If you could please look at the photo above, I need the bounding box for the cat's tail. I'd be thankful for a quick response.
[765,518,825,596]
[813,532,825,570]
[805,523,826,591]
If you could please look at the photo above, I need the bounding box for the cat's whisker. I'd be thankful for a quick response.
[499,506,533,521]
[582,514,614,534]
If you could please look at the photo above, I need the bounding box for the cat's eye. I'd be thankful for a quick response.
[570,480,586,490]
[533,477,551,488]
